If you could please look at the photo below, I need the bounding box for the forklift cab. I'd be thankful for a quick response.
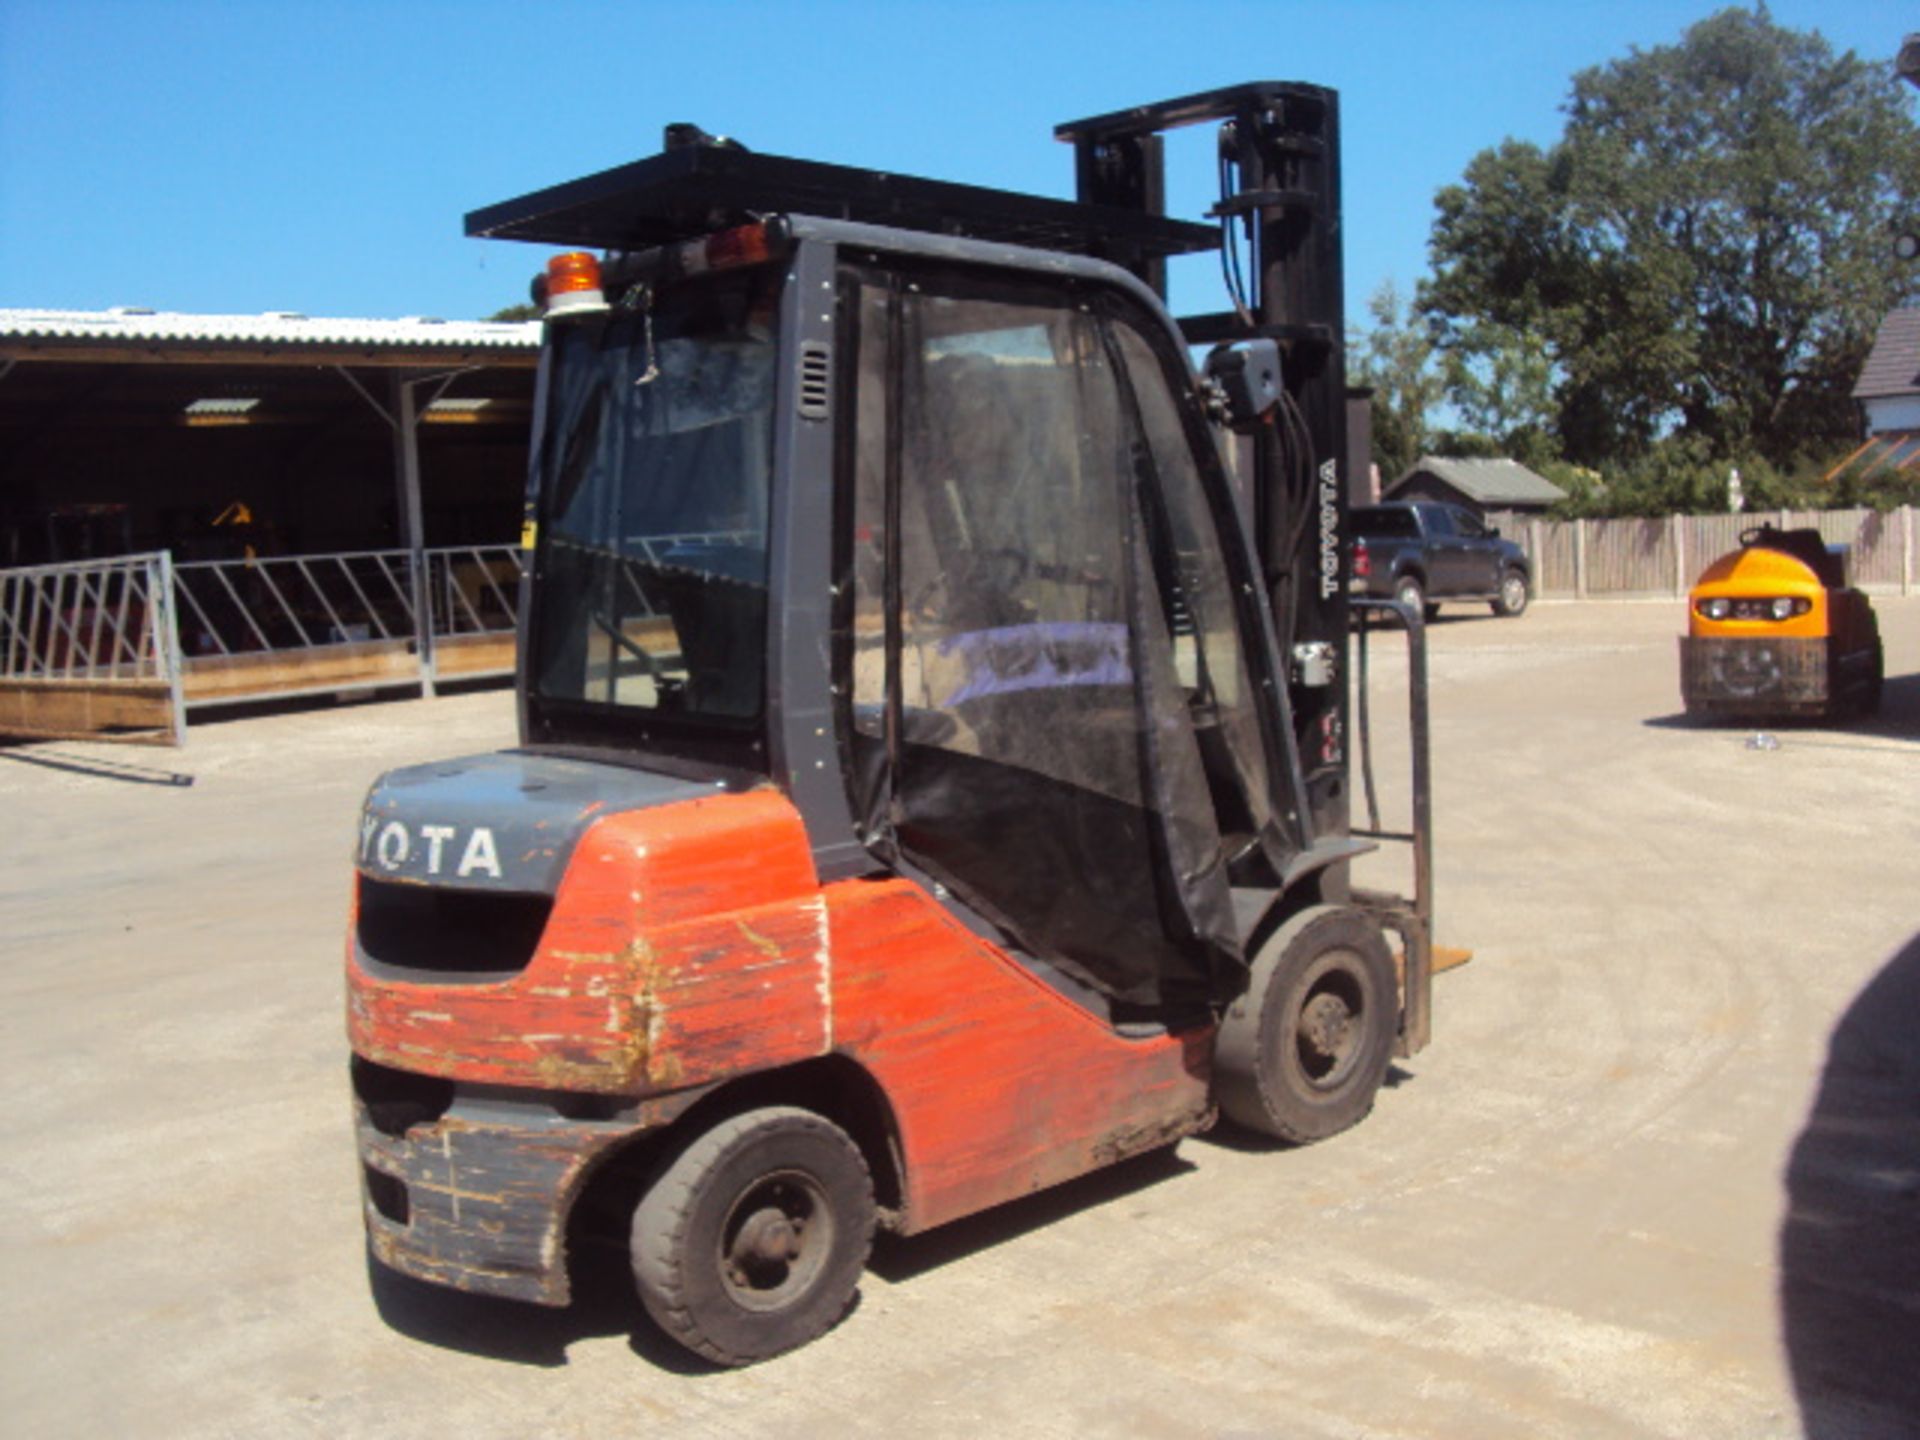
[352,89,1432,1368]
[518,214,1303,1016]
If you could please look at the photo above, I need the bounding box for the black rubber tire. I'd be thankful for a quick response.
[1492,568,1530,618]
[1214,906,1399,1144]
[1393,575,1426,621]
[631,1107,875,1366]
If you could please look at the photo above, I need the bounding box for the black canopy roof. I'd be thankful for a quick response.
[465,144,1217,266]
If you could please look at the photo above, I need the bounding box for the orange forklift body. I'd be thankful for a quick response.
[352,788,1212,1304]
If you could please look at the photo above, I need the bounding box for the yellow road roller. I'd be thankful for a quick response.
[1680,525,1882,720]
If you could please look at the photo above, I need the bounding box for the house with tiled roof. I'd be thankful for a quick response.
[1829,307,1920,485]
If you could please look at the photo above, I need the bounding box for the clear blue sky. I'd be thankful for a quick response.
[0,1,1910,327]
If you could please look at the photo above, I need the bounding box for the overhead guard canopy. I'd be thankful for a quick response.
[465,144,1218,264]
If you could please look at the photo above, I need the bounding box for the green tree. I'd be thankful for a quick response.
[1350,281,1445,483]
[486,302,542,322]
[1439,321,1561,468]
[1421,6,1920,473]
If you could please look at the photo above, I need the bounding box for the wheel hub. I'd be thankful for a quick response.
[735,1207,802,1266]
[1300,992,1355,1062]
[719,1171,831,1306]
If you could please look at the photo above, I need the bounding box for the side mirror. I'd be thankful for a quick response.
[1203,339,1283,431]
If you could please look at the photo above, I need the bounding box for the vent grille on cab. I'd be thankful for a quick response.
[798,341,831,420]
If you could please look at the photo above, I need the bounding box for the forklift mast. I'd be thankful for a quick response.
[1058,84,1350,847]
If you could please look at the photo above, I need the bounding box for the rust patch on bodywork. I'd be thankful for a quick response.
[348,789,829,1097]
[1091,1106,1216,1167]
[356,1083,710,1305]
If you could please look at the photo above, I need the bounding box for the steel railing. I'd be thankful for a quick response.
[3,531,761,743]
[171,546,527,659]
[1,551,179,682]
[427,545,526,639]
[547,530,761,620]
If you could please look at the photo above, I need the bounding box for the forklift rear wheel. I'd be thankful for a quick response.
[1214,906,1397,1144]
[631,1107,876,1366]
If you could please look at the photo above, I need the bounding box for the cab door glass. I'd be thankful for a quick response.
[842,279,1236,1009]
[531,270,778,725]
[895,296,1139,799]
[1109,322,1274,848]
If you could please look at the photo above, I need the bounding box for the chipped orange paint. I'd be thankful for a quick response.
[348,788,826,1094]
[349,785,1216,1237]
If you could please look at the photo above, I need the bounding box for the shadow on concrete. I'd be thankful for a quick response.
[1781,931,1920,1437]
[1644,673,1920,744]
[0,745,195,785]
[367,1146,1197,1367]
[182,672,510,730]
[364,1241,718,1374]
[1418,608,1507,625]
[868,1144,1195,1283]
[1865,673,1920,738]
[1199,1064,1416,1154]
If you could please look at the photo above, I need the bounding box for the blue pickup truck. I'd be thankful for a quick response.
[1350,501,1531,619]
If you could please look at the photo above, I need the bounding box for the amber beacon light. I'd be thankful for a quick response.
[541,251,608,318]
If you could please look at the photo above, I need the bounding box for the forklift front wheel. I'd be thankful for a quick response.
[631,1106,876,1366]
[1214,906,1397,1144]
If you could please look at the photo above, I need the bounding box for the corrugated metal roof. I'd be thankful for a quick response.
[0,307,541,353]
[1853,307,1920,401]
[1389,455,1568,506]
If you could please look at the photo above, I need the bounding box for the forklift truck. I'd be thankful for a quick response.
[349,82,1433,1366]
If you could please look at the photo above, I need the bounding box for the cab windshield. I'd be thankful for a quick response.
[527,267,780,751]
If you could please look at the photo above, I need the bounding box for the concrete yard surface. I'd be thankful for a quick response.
[2,598,1917,1438]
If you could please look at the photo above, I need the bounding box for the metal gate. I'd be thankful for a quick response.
[0,551,185,744]
[170,545,524,710]
[1,544,525,745]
